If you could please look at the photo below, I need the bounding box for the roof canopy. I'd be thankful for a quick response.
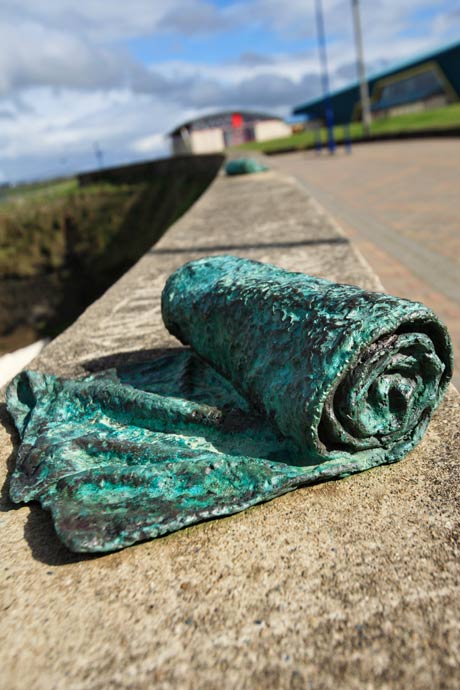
[168,110,282,136]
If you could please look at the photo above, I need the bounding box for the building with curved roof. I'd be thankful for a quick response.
[168,110,290,155]
[293,40,460,126]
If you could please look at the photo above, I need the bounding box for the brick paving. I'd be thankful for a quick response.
[271,140,460,387]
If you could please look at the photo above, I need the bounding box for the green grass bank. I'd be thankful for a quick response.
[0,155,223,352]
[236,103,460,154]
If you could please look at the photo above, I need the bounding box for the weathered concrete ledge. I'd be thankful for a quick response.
[1,161,459,690]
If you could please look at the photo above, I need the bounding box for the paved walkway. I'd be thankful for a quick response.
[271,140,460,387]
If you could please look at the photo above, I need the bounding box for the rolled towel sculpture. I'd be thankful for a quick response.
[224,158,268,175]
[163,256,452,465]
[6,256,452,552]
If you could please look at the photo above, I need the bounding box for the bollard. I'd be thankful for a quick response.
[344,124,352,154]
[314,126,322,154]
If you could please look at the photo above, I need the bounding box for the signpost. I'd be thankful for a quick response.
[314,0,336,154]
[351,0,372,135]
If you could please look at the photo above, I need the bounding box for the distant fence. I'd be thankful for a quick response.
[78,154,225,187]
[263,126,460,156]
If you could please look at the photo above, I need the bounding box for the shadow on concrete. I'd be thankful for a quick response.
[1,400,99,564]
[82,346,183,373]
[0,402,20,513]
[149,237,349,255]
[23,505,100,566]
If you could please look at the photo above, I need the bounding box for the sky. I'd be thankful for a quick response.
[0,0,459,182]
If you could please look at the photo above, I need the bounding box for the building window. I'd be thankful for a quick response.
[372,65,447,113]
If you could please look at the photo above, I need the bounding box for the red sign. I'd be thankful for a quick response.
[231,113,243,129]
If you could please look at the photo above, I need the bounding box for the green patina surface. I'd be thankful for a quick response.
[6,256,453,552]
[224,159,268,176]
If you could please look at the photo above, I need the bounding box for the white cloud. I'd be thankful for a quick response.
[132,132,167,154]
[1,0,236,42]
[0,18,167,96]
[0,0,457,180]
[158,0,238,36]
[0,88,174,181]
[1,1,456,99]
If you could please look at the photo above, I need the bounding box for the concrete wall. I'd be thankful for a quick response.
[384,94,448,118]
[190,128,225,153]
[1,158,459,690]
[78,153,224,186]
[171,133,191,156]
[254,119,291,141]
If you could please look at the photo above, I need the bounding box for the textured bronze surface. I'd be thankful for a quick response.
[6,256,452,552]
[224,159,268,175]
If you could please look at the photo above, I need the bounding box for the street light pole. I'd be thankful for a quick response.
[314,0,335,154]
[94,142,104,170]
[351,0,372,135]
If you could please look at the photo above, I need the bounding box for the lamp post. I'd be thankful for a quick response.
[94,142,104,170]
[314,0,335,154]
[351,0,372,135]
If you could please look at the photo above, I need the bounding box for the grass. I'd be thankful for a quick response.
[236,102,460,154]
[0,178,79,206]
[0,174,212,279]
[0,170,216,349]
[0,180,134,277]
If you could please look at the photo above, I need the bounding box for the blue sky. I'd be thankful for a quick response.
[0,0,459,182]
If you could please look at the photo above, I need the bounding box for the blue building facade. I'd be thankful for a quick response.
[293,41,460,125]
